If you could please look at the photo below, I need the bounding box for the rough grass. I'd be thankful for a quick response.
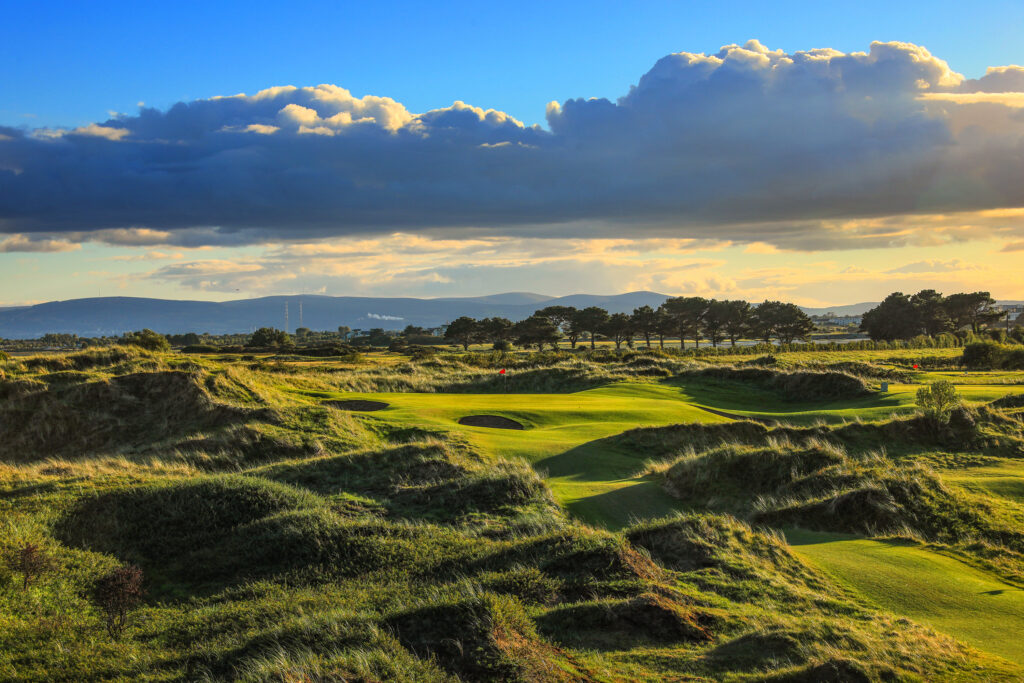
[3,348,1024,681]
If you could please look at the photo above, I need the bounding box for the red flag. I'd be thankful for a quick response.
[913,364,919,369]
[499,368,506,374]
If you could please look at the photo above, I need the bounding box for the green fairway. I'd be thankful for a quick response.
[942,459,1024,503]
[305,379,1024,525]
[670,379,1022,425]
[788,530,1024,665]
[304,383,729,524]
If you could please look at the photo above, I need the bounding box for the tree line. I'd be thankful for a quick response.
[859,290,1010,341]
[443,298,815,351]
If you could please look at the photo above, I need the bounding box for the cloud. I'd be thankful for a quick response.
[2,42,1024,250]
[885,259,981,273]
[1001,241,1024,252]
[0,234,80,253]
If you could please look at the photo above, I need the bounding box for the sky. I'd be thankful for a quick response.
[2,0,1024,306]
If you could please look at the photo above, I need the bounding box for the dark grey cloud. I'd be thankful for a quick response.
[2,41,1024,248]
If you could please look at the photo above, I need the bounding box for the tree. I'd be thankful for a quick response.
[700,300,732,347]
[749,301,788,343]
[944,292,1001,333]
[337,326,352,341]
[910,289,951,336]
[630,305,658,348]
[444,317,479,350]
[92,565,145,640]
[356,328,392,347]
[721,300,751,347]
[402,324,427,337]
[662,297,709,349]
[773,303,815,343]
[294,327,311,340]
[536,305,577,348]
[41,332,79,348]
[859,294,921,341]
[573,307,609,350]
[512,315,562,350]
[248,327,292,348]
[167,332,202,347]
[601,312,634,350]
[654,306,674,349]
[916,381,961,428]
[476,317,513,346]
[122,329,170,351]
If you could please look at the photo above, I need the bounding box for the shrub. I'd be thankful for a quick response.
[405,345,436,361]
[122,328,170,351]
[92,565,145,639]
[962,341,1024,370]
[248,327,292,348]
[297,344,357,358]
[916,381,961,427]
[0,350,9,361]
[181,344,220,353]
[962,341,999,368]
[5,541,53,589]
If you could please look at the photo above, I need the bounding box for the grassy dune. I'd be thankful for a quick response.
[2,346,1024,680]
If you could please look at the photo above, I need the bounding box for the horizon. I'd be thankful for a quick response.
[3,2,1024,306]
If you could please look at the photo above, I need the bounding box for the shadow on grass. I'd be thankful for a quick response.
[658,376,906,417]
[534,435,649,481]
[562,478,681,530]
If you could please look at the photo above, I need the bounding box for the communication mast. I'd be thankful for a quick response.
[284,301,289,332]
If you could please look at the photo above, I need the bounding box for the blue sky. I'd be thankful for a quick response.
[2,1,1024,306]
[4,0,1023,130]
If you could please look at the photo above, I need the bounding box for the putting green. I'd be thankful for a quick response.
[788,530,1024,665]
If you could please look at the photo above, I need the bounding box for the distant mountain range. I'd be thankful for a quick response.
[0,292,665,337]
[0,293,1014,338]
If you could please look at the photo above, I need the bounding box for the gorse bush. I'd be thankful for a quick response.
[917,381,961,426]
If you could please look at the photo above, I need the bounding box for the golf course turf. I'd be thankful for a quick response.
[305,377,1024,665]
[4,345,1024,680]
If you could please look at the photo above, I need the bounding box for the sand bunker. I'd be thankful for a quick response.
[325,399,390,411]
[458,415,525,430]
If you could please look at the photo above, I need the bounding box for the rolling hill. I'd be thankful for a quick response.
[0,291,672,337]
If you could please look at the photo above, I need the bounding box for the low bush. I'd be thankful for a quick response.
[963,341,1024,370]
[683,366,870,401]
[92,565,145,639]
[181,344,220,353]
